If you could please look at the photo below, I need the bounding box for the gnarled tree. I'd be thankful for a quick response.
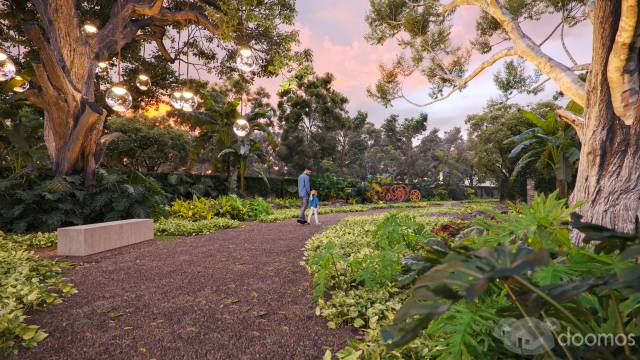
[367,0,640,233]
[0,0,304,183]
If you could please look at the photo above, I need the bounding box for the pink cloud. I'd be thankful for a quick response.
[254,0,593,131]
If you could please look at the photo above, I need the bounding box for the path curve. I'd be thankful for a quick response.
[17,211,391,360]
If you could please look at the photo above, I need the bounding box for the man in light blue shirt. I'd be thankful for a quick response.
[297,166,312,224]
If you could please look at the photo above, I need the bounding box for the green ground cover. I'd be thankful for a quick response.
[308,195,640,359]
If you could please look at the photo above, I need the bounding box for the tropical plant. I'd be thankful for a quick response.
[0,166,168,233]
[169,195,272,221]
[0,95,47,174]
[381,198,640,359]
[246,198,273,220]
[181,89,276,194]
[0,241,76,354]
[506,109,580,198]
[473,191,578,251]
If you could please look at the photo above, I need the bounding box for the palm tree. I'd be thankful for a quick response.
[218,107,276,194]
[506,110,580,198]
[181,90,276,194]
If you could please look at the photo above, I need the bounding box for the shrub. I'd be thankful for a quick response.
[0,232,56,249]
[214,195,249,220]
[150,172,226,201]
[154,217,241,237]
[105,116,191,173]
[169,196,217,221]
[246,198,273,219]
[473,191,576,250]
[0,241,76,354]
[0,166,168,233]
[378,194,640,359]
[430,187,450,201]
[169,195,273,222]
[372,212,430,251]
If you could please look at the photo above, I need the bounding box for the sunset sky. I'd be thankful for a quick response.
[255,0,593,133]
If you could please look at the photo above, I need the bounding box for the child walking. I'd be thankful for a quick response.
[307,190,320,225]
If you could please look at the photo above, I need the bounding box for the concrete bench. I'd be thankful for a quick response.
[57,219,154,256]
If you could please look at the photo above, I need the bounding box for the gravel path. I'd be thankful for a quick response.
[15,211,394,360]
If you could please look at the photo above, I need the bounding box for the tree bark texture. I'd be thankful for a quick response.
[570,0,640,233]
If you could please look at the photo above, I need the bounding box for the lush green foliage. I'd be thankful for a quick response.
[506,108,580,197]
[150,172,228,200]
[0,96,47,174]
[0,232,56,249]
[153,217,242,237]
[466,101,558,200]
[309,199,640,359]
[472,191,578,250]
[385,203,639,358]
[105,116,191,173]
[169,195,272,221]
[0,167,168,233]
[305,213,451,358]
[0,241,76,354]
[257,202,437,223]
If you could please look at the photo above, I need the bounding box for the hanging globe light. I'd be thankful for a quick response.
[105,84,132,113]
[170,91,184,110]
[96,61,108,73]
[180,90,198,112]
[136,74,151,90]
[83,23,98,35]
[233,118,250,137]
[12,75,29,92]
[0,51,16,81]
[236,47,256,72]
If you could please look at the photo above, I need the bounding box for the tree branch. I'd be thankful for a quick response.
[398,48,517,106]
[440,0,483,15]
[95,1,221,65]
[21,89,45,108]
[607,0,640,125]
[484,0,587,107]
[23,22,79,109]
[29,0,89,89]
[538,20,563,47]
[560,22,578,66]
[585,0,595,23]
[556,109,585,140]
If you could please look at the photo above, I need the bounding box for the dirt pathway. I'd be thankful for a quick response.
[16,211,394,360]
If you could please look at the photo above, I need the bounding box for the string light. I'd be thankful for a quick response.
[181,90,197,111]
[170,91,184,110]
[105,84,132,113]
[106,0,133,113]
[83,22,98,35]
[12,75,29,92]
[233,118,250,137]
[136,74,151,90]
[236,47,256,72]
[0,51,16,81]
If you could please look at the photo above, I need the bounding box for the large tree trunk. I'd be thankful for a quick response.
[23,0,107,184]
[570,0,640,234]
